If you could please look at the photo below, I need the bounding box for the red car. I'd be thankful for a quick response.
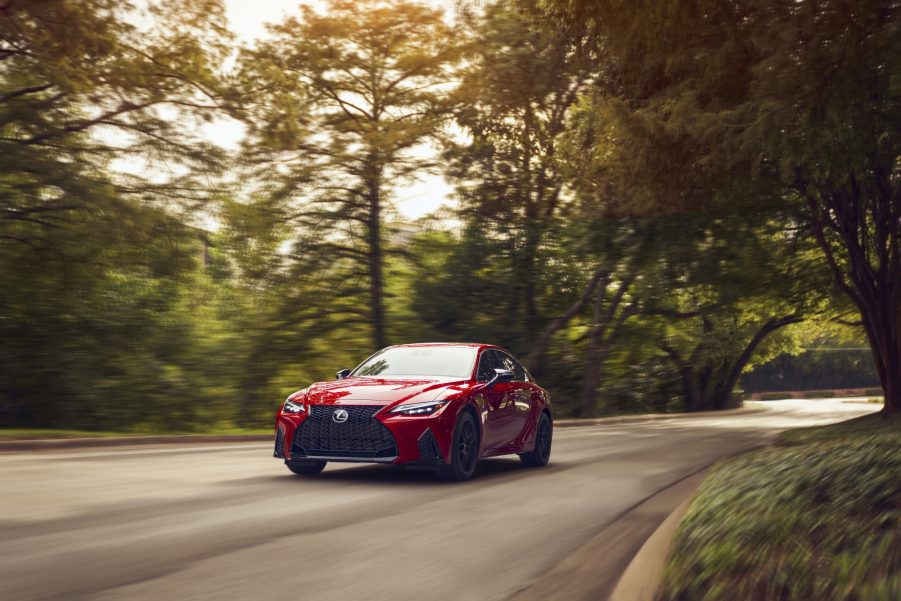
[274,343,553,481]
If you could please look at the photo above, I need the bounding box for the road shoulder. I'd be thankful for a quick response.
[0,404,767,452]
[506,468,710,601]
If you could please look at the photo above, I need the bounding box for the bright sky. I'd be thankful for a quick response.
[219,0,456,221]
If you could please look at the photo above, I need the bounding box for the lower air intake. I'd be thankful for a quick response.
[274,426,285,458]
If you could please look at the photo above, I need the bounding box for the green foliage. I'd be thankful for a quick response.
[744,349,881,392]
[444,0,593,336]
[0,0,232,249]
[803,390,837,399]
[660,414,901,601]
[232,0,462,350]
[547,0,901,413]
[1,0,893,430]
[0,0,239,430]
[0,201,240,429]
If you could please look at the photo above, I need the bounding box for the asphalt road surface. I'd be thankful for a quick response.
[0,399,877,601]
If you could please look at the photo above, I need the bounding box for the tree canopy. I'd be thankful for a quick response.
[0,0,895,429]
[547,0,901,414]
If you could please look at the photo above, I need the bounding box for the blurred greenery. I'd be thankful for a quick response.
[743,349,881,392]
[0,0,897,431]
[0,427,272,439]
[660,414,901,600]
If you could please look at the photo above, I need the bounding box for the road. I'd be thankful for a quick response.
[0,399,876,601]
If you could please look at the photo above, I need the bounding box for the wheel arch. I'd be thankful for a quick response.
[456,400,482,455]
[459,402,481,442]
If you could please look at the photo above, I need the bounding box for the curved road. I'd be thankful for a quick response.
[0,399,876,601]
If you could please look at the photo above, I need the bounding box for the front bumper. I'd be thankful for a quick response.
[274,403,455,465]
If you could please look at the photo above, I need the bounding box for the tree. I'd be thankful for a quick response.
[446,0,593,335]
[234,0,461,349]
[547,0,901,415]
[0,0,238,429]
[523,214,652,417]
[641,213,823,411]
[0,0,232,252]
[658,304,803,412]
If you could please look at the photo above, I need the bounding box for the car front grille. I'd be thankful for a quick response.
[292,405,397,459]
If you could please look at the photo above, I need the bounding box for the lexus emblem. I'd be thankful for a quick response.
[332,409,349,423]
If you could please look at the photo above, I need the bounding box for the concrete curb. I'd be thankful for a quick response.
[507,468,711,601]
[608,483,699,601]
[0,404,768,452]
[554,403,765,428]
[609,444,771,601]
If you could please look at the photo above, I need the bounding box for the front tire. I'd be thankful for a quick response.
[437,412,479,482]
[519,412,552,467]
[286,459,327,476]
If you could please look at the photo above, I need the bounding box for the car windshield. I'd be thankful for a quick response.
[352,346,477,378]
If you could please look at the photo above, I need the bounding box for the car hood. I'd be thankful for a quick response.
[290,376,474,407]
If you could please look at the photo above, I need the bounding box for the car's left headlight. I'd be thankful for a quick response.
[389,400,448,416]
[282,399,306,414]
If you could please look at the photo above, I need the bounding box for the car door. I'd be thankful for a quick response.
[495,351,532,450]
[476,349,515,453]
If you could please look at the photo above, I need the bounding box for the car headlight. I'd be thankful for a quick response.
[389,400,448,416]
[282,399,306,414]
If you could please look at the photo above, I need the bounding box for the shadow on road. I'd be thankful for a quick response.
[307,457,522,484]
[262,457,571,487]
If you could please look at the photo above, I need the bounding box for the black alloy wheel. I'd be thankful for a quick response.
[519,412,552,467]
[438,412,479,482]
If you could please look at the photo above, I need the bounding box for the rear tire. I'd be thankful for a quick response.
[519,412,552,467]
[286,459,327,476]
[437,412,479,482]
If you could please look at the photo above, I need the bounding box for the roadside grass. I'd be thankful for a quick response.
[658,412,901,601]
[0,427,273,439]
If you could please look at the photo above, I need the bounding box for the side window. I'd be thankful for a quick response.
[498,352,526,382]
[477,350,502,382]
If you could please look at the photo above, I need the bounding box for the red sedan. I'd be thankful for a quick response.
[274,343,553,481]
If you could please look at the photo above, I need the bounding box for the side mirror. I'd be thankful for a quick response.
[487,368,515,389]
[336,369,351,380]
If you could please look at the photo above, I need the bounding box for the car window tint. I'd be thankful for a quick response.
[477,350,503,381]
[498,352,526,381]
[512,356,527,382]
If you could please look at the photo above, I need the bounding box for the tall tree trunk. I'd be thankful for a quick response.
[711,315,804,409]
[680,366,701,412]
[662,343,702,412]
[521,219,542,333]
[526,266,608,374]
[576,274,639,417]
[696,365,714,412]
[858,296,900,415]
[579,288,606,418]
[366,166,387,349]
[800,171,900,415]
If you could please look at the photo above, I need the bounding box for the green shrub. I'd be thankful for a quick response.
[760,392,790,401]
[865,387,884,396]
[659,414,901,601]
[803,390,836,399]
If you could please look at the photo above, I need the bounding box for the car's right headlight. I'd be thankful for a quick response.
[282,399,306,414]
[389,400,448,416]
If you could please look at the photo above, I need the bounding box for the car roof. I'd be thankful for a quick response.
[387,342,492,349]
[385,342,517,355]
